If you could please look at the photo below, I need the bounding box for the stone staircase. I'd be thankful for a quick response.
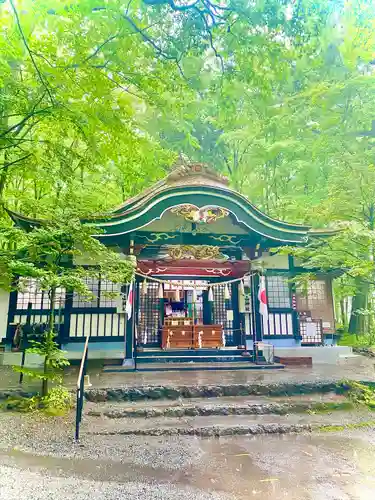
[103,348,284,372]
[82,381,375,437]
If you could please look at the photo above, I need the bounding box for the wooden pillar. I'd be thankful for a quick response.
[124,282,135,363]
[288,255,301,340]
[253,273,263,342]
[159,284,164,346]
[231,282,241,346]
[6,290,17,344]
[202,290,212,325]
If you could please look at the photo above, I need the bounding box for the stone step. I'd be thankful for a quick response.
[87,392,351,419]
[84,381,344,402]
[82,409,375,437]
[103,361,280,373]
[135,355,253,363]
[136,348,247,357]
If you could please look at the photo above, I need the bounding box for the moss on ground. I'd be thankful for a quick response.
[338,380,375,409]
[319,420,375,432]
[307,401,355,414]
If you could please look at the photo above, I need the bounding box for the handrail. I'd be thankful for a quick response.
[75,333,90,441]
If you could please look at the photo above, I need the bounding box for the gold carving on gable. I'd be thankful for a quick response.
[167,245,228,261]
[171,205,229,225]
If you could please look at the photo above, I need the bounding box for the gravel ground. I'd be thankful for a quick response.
[0,411,206,471]
[0,466,234,500]
[0,410,375,499]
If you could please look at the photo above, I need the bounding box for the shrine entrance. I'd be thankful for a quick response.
[137,279,242,349]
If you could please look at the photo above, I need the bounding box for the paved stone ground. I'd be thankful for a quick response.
[1,353,374,393]
[69,355,375,388]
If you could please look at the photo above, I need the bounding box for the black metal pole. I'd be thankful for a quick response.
[75,389,80,441]
[19,302,32,384]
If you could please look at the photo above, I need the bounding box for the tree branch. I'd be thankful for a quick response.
[122,15,188,78]
[168,0,200,11]
[81,33,121,64]
[104,74,144,100]
[0,153,33,171]
[193,6,224,72]
[0,107,51,139]
[9,0,55,105]
[123,15,177,61]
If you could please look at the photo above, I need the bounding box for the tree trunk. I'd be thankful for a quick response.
[340,299,347,330]
[348,279,369,335]
[48,287,56,333]
[42,287,57,397]
[41,357,48,397]
[0,151,9,199]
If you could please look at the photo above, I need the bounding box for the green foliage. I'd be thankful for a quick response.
[3,386,73,415]
[13,329,69,395]
[341,380,375,410]
[307,401,355,414]
[3,395,40,413]
[41,386,73,416]
[0,217,135,293]
[320,421,375,432]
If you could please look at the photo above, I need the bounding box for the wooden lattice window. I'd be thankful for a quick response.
[297,280,327,310]
[266,276,291,308]
[212,285,234,345]
[300,318,323,344]
[17,278,65,310]
[72,277,118,308]
[138,282,160,345]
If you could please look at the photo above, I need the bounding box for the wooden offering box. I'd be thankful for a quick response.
[193,325,223,349]
[162,324,193,349]
[162,319,224,349]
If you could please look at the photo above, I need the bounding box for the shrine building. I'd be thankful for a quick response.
[3,163,338,369]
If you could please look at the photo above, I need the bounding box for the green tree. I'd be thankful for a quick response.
[0,215,135,395]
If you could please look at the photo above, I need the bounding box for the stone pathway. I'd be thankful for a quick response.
[0,352,374,395]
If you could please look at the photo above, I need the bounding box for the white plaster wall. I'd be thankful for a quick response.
[0,290,10,342]
[69,313,125,338]
[252,254,289,270]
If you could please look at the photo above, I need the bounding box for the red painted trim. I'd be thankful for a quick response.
[137,259,250,277]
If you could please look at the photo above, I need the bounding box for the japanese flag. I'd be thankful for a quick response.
[125,281,133,319]
[258,276,268,319]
